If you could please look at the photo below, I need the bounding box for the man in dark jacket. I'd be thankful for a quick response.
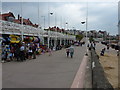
[32,44,37,59]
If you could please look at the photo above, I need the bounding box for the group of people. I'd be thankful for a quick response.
[66,45,74,58]
[1,43,39,62]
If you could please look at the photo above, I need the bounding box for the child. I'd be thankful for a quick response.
[66,48,69,57]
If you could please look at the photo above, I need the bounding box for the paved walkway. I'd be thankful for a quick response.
[2,46,86,88]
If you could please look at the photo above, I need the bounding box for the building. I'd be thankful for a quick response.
[66,29,81,35]
[0,12,38,28]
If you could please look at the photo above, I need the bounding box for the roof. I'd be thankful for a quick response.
[0,12,39,28]
[0,12,15,21]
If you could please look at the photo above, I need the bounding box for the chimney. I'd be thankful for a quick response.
[9,12,12,14]
[20,17,22,23]
[18,14,20,20]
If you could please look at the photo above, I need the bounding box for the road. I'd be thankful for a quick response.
[2,45,86,88]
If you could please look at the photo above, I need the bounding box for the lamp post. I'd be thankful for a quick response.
[38,1,42,45]
[21,0,24,41]
[54,13,58,49]
[80,2,88,56]
[48,12,53,48]
[65,22,68,45]
[81,21,88,55]
[41,16,45,45]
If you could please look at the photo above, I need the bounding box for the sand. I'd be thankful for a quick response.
[97,52,118,89]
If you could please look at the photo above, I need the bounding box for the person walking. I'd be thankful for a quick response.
[66,48,69,57]
[48,48,52,56]
[69,45,74,58]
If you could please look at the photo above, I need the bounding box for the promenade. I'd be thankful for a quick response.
[2,45,86,88]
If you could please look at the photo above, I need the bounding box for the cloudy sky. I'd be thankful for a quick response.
[1,1,118,35]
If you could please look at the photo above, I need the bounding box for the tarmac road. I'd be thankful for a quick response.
[2,45,86,88]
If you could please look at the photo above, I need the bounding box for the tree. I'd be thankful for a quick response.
[89,36,94,43]
[76,35,83,41]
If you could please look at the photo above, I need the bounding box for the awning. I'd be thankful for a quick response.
[10,40,20,43]
[9,35,20,43]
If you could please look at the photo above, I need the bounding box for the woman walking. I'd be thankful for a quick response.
[69,45,74,58]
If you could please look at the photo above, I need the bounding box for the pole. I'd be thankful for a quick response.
[41,16,45,29]
[48,4,50,48]
[64,19,66,45]
[60,16,62,45]
[38,0,41,44]
[85,1,88,55]
[55,12,57,48]
[21,0,23,41]
[43,16,45,45]
[41,16,45,44]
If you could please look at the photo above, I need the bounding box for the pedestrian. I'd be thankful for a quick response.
[25,45,29,59]
[20,44,25,61]
[107,44,109,50]
[1,45,6,62]
[117,50,119,56]
[100,48,106,56]
[28,47,33,60]
[66,48,69,57]
[5,45,11,62]
[14,45,20,61]
[87,43,89,48]
[32,44,37,59]
[53,46,56,51]
[10,45,15,60]
[48,48,52,56]
[69,45,74,58]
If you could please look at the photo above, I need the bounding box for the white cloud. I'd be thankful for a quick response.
[2,2,118,35]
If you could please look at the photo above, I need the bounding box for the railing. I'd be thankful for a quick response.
[0,20,75,40]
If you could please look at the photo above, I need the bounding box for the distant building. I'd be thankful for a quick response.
[66,29,81,35]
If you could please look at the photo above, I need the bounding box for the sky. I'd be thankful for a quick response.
[1,1,119,35]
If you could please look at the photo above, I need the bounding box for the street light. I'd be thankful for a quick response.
[80,2,88,56]
[48,12,53,48]
[66,22,68,45]
[21,0,24,41]
[81,21,88,56]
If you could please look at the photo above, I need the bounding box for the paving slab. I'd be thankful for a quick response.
[2,46,86,88]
